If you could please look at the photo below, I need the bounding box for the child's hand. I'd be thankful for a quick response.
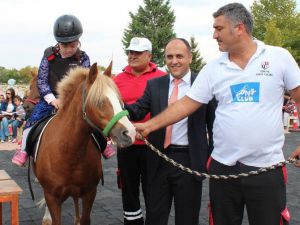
[50,99,61,109]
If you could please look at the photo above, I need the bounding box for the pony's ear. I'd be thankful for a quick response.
[31,68,38,77]
[103,61,113,77]
[88,63,98,84]
[30,70,36,78]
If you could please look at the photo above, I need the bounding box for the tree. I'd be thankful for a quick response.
[97,65,106,72]
[189,37,206,74]
[263,20,284,46]
[0,66,37,84]
[122,0,176,67]
[251,0,300,64]
[19,66,38,83]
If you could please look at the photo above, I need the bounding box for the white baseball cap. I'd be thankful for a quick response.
[126,37,152,52]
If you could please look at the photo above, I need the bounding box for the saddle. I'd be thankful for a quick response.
[26,115,54,157]
[26,115,107,158]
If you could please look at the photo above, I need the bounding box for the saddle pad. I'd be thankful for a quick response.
[26,114,55,158]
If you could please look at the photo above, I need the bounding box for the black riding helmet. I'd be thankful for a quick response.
[53,15,83,43]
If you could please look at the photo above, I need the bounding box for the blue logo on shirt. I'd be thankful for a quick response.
[230,82,260,102]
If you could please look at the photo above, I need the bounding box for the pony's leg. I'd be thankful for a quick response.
[42,205,52,225]
[80,189,97,225]
[44,192,62,225]
[73,197,80,225]
[36,197,52,225]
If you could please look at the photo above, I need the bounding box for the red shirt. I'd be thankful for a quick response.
[114,62,166,145]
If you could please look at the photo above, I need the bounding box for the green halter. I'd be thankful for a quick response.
[102,110,129,137]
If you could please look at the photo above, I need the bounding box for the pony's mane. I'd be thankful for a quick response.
[57,67,121,108]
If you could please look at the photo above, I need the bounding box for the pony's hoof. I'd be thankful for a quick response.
[42,219,52,225]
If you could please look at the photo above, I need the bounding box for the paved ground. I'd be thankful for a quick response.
[0,133,300,225]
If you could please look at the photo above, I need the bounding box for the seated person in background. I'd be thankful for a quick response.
[0,88,16,142]
[11,95,26,143]
[0,94,4,108]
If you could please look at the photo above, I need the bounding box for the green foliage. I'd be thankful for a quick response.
[0,64,109,85]
[19,66,38,83]
[189,37,206,74]
[97,65,106,72]
[251,0,300,64]
[122,0,176,67]
[0,66,37,84]
[263,20,284,46]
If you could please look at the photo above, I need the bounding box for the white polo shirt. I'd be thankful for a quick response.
[187,40,300,167]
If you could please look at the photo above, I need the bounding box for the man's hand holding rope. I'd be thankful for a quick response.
[290,147,300,168]
[135,123,151,138]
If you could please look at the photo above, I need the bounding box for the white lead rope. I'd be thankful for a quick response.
[139,134,298,179]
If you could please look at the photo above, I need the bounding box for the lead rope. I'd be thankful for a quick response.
[139,133,298,179]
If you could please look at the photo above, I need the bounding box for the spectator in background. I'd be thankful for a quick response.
[11,95,26,143]
[0,94,4,109]
[282,92,295,133]
[113,37,166,225]
[0,88,16,142]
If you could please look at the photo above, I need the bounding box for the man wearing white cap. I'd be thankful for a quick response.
[114,37,166,225]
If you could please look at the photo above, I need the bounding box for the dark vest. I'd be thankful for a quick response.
[44,46,82,96]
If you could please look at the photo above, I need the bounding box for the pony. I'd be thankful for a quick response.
[23,70,40,118]
[33,63,136,225]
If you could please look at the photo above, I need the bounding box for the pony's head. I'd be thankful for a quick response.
[23,69,40,118]
[57,63,136,147]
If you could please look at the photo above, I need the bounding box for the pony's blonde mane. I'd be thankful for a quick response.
[57,67,121,108]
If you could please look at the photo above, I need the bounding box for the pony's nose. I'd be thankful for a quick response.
[122,130,129,138]
[110,127,133,148]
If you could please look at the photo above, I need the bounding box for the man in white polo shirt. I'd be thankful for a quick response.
[135,3,300,225]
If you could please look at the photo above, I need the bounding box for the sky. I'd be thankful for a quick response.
[0,0,299,73]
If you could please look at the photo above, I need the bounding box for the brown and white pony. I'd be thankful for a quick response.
[34,63,135,225]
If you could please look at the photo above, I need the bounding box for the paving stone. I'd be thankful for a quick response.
[0,133,300,224]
